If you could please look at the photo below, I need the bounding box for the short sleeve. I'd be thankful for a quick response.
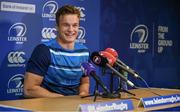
[26,44,51,76]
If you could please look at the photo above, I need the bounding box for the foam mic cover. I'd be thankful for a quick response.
[90,52,108,67]
[99,51,116,66]
[81,62,95,76]
[105,47,127,67]
[105,48,118,58]
[81,62,110,94]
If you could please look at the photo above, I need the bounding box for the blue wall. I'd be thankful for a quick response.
[100,0,180,89]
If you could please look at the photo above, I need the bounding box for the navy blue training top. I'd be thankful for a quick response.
[26,39,89,95]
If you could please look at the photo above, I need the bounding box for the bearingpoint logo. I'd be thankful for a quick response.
[7,74,24,96]
[42,1,58,21]
[129,24,149,53]
[8,22,27,44]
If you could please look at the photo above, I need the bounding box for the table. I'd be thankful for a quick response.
[0,88,180,111]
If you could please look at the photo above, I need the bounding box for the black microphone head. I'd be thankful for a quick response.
[90,52,108,67]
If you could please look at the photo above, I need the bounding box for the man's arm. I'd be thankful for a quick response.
[79,76,90,96]
[24,72,64,98]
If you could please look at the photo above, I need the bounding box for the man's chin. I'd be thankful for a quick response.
[58,36,76,43]
[65,39,76,43]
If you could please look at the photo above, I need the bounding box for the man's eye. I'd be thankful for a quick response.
[64,24,69,27]
[73,24,79,28]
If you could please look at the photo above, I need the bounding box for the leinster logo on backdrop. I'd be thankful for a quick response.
[8,23,27,44]
[7,74,24,96]
[129,24,149,53]
[42,1,58,21]
[76,26,86,43]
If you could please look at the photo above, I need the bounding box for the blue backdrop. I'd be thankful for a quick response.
[100,0,180,89]
[0,0,180,101]
[0,0,100,100]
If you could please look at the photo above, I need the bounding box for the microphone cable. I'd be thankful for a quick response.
[136,76,162,96]
[100,66,162,96]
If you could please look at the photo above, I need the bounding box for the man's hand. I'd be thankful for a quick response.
[79,76,90,96]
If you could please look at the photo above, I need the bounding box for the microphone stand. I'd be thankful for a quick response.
[81,80,120,102]
[114,67,135,96]
[110,71,114,93]
[81,81,101,102]
[115,84,136,96]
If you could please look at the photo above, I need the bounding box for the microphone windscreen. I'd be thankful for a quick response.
[90,52,108,67]
[81,62,95,76]
[105,48,118,58]
[100,51,116,66]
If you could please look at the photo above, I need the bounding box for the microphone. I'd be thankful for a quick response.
[100,50,139,79]
[105,48,126,67]
[100,51,128,90]
[99,51,116,66]
[105,48,141,79]
[104,49,161,96]
[90,52,137,88]
[81,62,110,94]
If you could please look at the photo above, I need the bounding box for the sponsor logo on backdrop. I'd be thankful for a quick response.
[157,25,173,53]
[41,26,86,43]
[0,1,35,13]
[42,1,58,21]
[8,22,27,44]
[130,24,149,53]
[7,51,26,67]
[76,26,86,43]
[76,6,86,21]
[41,27,57,42]
[7,74,24,96]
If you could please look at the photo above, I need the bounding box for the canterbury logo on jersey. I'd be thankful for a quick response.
[49,49,89,56]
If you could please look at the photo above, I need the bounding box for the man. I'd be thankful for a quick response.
[24,5,90,98]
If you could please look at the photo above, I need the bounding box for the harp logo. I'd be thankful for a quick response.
[7,74,24,96]
[8,23,27,44]
[42,1,58,21]
[76,26,86,43]
[130,24,149,53]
